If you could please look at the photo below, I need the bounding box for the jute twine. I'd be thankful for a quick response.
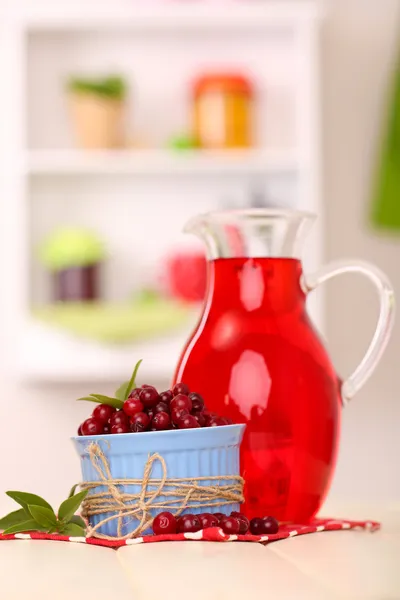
[79,442,244,540]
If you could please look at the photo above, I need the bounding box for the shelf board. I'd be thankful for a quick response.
[26,149,300,176]
[19,321,190,383]
[18,2,323,31]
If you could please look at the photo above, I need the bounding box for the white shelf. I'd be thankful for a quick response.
[18,2,323,31]
[26,149,301,176]
[19,321,190,383]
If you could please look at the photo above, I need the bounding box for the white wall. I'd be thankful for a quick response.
[0,2,399,514]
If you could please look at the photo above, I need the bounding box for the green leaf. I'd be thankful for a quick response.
[77,395,123,409]
[60,523,86,537]
[69,515,86,528]
[28,505,57,529]
[116,359,143,401]
[68,484,79,498]
[58,490,88,523]
[6,491,53,513]
[3,520,47,535]
[0,508,30,531]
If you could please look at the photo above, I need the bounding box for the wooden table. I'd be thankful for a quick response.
[1,507,399,599]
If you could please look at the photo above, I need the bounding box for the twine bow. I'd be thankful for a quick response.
[79,442,244,540]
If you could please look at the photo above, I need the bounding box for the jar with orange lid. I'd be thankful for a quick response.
[192,73,253,149]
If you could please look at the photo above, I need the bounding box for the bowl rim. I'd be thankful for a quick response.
[71,422,245,442]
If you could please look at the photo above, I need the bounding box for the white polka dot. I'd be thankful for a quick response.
[228,535,238,541]
[126,537,143,545]
[365,522,374,530]
[289,530,298,537]
[260,536,269,541]
[69,536,87,543]
[14,534,32,540]
[316,525,325,532]
[342,523,351,529]
[184,530,204,540]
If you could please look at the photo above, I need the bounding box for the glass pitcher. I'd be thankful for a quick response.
[173,209,394,522]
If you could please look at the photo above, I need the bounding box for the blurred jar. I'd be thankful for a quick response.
[192,73,253,149]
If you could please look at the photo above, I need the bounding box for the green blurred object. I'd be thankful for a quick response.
[67,75,127,100]
[32,297,191,343]
[371,56,400,231]
[38,228,106,272]
[167,134,198,151]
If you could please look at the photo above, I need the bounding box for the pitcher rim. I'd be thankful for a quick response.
[184,208,316,231]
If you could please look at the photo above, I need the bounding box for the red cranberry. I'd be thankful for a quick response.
[110,411,129,427]
[111,423,129,434]
[123,398,144,417]
[152,512,177,535]
[230,512,249,534]
[213,512,226,524]
[159,390,173,404]
[171,407,189,425]
[152,411,171,431]
[141,384,154,389]
[81,418,104,436]
[177,514,201,533]
[199,513,219,529]
[103,423,111,434]
[179,415,200,429]
[193,412,206,427]
[220,417,233,425]
[140,387,159,408]
[154,401,169,414]
[130,412,150,432]
[128,388,141,399]
[77,424,83,436]
[188,392,204,412]
[220,516,240,535]
[146,408,155,421]
[249,517,264,535]
[172,383,190,396]
[203,411,218,426]
[92,404,116,423]
[209,417,226,427]
[261,516,279,534]
[170,394,192,413]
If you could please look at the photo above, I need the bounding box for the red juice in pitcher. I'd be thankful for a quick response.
[173,210,393,522]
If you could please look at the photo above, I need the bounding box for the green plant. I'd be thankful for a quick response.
[67,75,127,100]
[77,359,143,409]
[0,489,88,536]
[38,227,106,272]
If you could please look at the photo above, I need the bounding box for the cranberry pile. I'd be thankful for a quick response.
[78,382,232,436]
[152,511,279,536]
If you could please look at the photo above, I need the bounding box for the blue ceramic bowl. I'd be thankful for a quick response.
[72,424,245,538]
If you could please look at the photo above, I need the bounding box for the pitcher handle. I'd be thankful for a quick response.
[302,260,395,405]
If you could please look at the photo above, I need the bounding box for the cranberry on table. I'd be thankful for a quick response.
[92,403,116,423]
[81,417,104,436]
[261,516,279,534]
[177,514,201,533]
[220,516,240,535]
[172,382,190,396]
[188,392,205,412]
[140,387,159,408]
[171,407,189,425]
[123,398,144,417]
[152,512,177,535]
[179,415,200,429]
[110,411,129,427]
[249,517,264,535]
[130,412,150,432]
[213,512,226,524]
[159,390,173,404]
[152,411,171,431]
[103,423,111,434]
[170,394,192,413]
[198,513,219,529]
[111,423,129,434]
[154,401,169,414]
[230,512,250,534]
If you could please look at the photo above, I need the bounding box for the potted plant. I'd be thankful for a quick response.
[39,228,106,302]
[67,75,127,149]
